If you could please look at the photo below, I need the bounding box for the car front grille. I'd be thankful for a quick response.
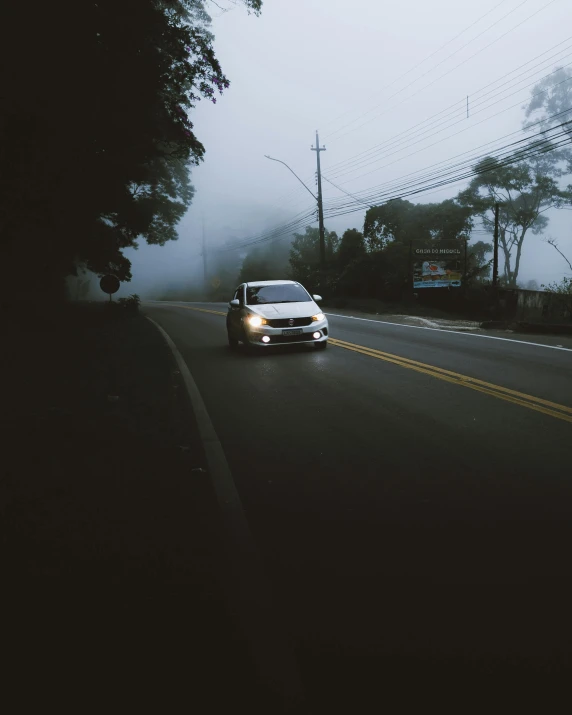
[266,333,318,344]
[265,317,313,328]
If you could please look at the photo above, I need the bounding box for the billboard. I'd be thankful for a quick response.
[411,239,465,289]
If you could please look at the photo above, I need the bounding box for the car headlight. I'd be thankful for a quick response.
[312,313,325,322]
[247,315,266,327]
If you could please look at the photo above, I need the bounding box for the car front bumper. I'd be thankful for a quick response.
[245,319,329,346]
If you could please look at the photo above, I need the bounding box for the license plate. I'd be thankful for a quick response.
[282,329,303,336]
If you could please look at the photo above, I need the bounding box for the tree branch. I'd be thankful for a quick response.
[546,238,572,273]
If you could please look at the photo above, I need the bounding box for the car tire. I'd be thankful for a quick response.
[228,332,239,349]
[315,340,328,350]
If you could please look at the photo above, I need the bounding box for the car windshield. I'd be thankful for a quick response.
[246,284,311,305]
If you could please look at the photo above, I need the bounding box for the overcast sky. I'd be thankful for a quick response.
[123,0,572,296]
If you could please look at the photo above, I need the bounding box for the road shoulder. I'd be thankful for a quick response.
[2,301,256,711]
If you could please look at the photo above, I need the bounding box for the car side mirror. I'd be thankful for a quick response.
[229,299,240,308]
[312,294,322,302]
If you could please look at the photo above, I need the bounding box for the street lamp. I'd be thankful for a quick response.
[265,153,327,266]
[264,155,317,200]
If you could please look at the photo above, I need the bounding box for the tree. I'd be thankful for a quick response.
[545,237,572,273]
[523,66,572,160]
[424,199,474,240]
[363,199,425,251]
[327,231,340,261]
[363,198,473,252]
[289,226,339,280]
[338,229,366,267]
[467,240,493,283]
[457,153,571,286]
[237,238,292,284]
[0,0,262,304]
[288,225,339,296]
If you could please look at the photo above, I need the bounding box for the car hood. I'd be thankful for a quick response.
[248,301,320,319]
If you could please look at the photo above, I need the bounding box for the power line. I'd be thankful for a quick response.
[324,118,572,208]
[243,9,566,221]
[215,207,317,253]
[324,36,572,177]
[249,29,571,220]
[324,0,533,141]
[324,71,572,187]
[326,0,560,144]
[323,124,572,218]
[322,175,373,208]
[220,123,571,255]
[326,60,572,184]
[321,106,572,208]
[325,129,571,213]
[320,0,513,133]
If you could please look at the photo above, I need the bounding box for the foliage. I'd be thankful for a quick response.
[542,276,572,294]
[541,276,572,318]
[523,66,572,164]
[364,200,421,250]
[237,238,292,284]
[105,293,141,318]
[457,153,571,286]
[466,240,493,283]
[289,226,339,282]
[0,0,261,303]
[118,294,142,315]
[338,229,366,267]
[363,198,473,252]
[285,226,339,298]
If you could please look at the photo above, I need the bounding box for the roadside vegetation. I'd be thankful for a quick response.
[0,1,262,309]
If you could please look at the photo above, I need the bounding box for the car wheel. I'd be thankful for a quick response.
[228,332,239,349]
[315,340,328,350]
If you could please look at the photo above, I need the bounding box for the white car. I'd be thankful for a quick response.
[226,280,329,350]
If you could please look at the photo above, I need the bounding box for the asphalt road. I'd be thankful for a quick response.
[145,301,572,710]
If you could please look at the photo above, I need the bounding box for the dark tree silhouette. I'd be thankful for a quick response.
[0,1,261,304]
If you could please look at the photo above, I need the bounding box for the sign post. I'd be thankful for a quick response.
[409,241,414,298]
[99,274,120,301]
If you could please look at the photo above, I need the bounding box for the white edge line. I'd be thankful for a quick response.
[325,313,572,353]
[145,316,306,707]
[146,301,572,353]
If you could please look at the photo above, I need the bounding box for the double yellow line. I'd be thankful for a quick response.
[330,337,572,424]
[177,306,227,317]
[175,305,572,424]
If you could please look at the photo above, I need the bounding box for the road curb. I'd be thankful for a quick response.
[146,316,308,712]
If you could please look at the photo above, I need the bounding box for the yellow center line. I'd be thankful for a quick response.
[329,338,572,424]
[176,305,227,317]
[330,338,572,415]
[173,305,572,424]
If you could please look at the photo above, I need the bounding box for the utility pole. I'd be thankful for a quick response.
[311,131,326,267]
[492,202,500,288]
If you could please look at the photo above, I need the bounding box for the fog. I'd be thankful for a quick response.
[118,0,572,298]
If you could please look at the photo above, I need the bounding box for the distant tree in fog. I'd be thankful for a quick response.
[458,153,571,287]
[524,66,572,164]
